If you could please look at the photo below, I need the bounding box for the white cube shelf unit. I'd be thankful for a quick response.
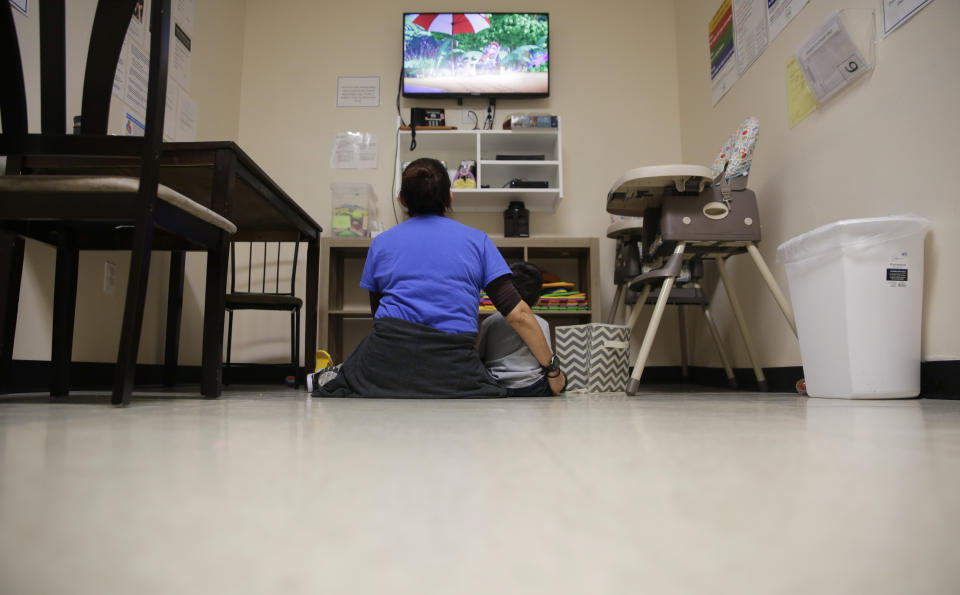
[396,124,563,213]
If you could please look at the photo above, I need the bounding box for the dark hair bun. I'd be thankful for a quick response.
[400,158,450,216]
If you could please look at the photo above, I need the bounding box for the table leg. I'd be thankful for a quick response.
[201,234,229,398]
[0,233,24,393]
[304,234,320,383]
[200,149,237,397]
[163,250,185,386]
[52,235,79,398]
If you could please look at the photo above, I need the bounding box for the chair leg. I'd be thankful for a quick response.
[224,310,234,386]
[678,306,689,380]
[746,243,798,338]
[52,238,79,398]
[624,284,652,332]
[202,234,229,399]
[113,223,155,406]
[715,257,767,391]
[626,242,685,395]
[701,302,737,389]
[606,284,624,324]
[0,233,25,394]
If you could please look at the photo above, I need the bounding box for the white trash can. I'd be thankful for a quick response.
[776,215,931,399]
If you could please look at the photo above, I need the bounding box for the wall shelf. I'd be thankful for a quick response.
[396,126,563,213]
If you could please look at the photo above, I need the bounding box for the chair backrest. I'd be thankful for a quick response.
[0,0,171,197]
[230,242,301,297]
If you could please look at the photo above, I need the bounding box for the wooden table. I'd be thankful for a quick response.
[1,141,322,393]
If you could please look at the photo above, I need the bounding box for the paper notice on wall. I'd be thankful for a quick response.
[882,0,934,37]
[733,0,769,75]
[176,90,197,141]
[709,0,739,106]
[330,132,378,169]
[124,41,149,116]
[337,76,381,107]
[173,0,195,34]
[795,11,871,103]
[164,82,178,141]
[171,23,192,89]
[124,112,145,136]
[127,0,146,44]
[768,0,808,41]
[786,56,818,128]
[113,37,130,99]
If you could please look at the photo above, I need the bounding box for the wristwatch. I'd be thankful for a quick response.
[541,355,560,376]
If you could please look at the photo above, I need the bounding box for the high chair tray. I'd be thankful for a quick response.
[607,164,713,216]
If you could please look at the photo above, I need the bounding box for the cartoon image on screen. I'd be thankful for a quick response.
[403,13,549,97]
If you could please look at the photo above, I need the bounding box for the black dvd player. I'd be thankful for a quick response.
[496,154,545,160]
[509,180,549,188]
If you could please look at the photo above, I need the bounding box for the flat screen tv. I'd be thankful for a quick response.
[402,12,549,98]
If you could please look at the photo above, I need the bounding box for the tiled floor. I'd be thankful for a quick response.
[1,387,958,594]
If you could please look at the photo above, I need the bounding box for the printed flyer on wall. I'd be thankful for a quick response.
[732,0,769,75]
[882,0,934,37]
[709,0,739,106]
[124,112,145,137]
[768,0,809,41]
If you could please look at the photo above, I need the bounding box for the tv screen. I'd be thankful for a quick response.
[403,13,549,98]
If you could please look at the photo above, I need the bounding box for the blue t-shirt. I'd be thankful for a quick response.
[360,215,510,334]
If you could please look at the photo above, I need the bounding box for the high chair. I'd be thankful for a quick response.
[606,233,738,389]
[606,122,797,395]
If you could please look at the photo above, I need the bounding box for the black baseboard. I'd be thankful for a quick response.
[3,360,958,399]
[636,365,804,393]
[920,361,960,398]
[2,360,301,394]
[639,361,959,399]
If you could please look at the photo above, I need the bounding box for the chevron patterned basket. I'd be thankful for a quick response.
[555,324,631,393]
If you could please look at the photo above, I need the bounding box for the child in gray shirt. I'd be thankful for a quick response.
[477,262,554,396]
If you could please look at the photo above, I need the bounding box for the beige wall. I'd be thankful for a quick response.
[673,0,960,368]
[15,0,955,372]
[234,0,687,364]
[11,0,246,364]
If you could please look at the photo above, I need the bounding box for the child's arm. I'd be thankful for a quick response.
[486,275,565,394]
[504,302,565,395]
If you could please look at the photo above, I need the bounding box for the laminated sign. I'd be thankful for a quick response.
[555,324,631,393]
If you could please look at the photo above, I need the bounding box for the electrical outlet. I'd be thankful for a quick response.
[461,109,474,124]
[104,261,116,295]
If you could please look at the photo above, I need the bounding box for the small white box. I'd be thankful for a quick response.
[555,324,631,393]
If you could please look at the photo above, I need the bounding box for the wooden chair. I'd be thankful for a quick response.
[0,0,237,405]
[225,242,302,387]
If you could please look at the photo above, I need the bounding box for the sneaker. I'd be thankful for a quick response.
[306,365,342,394]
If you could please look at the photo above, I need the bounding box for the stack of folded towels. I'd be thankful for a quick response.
[533,281,589,312]
[479,281,589,313]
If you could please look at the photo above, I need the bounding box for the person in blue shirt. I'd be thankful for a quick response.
[309,157,564,398]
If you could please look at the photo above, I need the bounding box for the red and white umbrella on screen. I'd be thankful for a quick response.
[410,13,491,35]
